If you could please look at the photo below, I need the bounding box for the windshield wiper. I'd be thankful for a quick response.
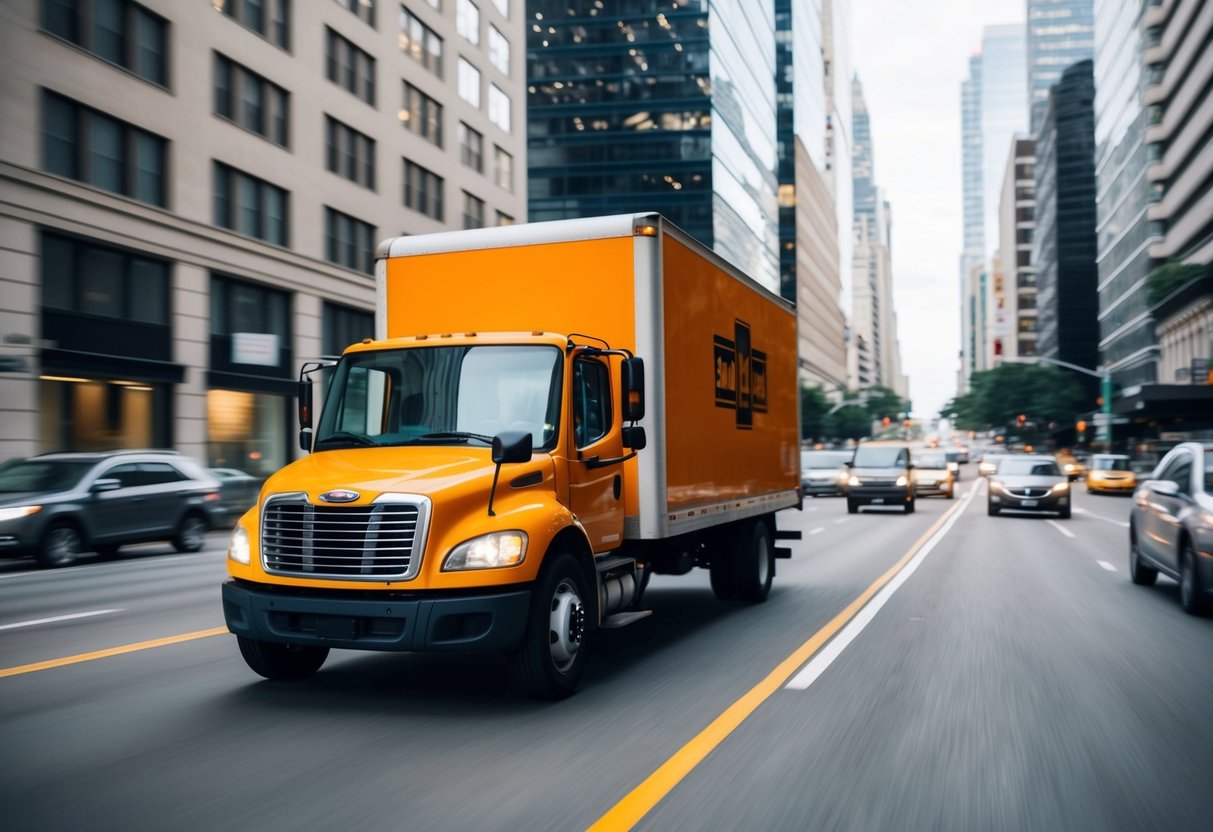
[315,431,376,448]
[412,431,495,446]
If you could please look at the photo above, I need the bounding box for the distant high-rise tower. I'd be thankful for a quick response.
[526,0,780,293]
[1026,0,1095,133]
[980,23,1029,261]
[959,53,984,391]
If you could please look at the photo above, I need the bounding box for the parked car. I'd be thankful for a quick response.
[846,443,915,514]
[0,450,222,567]
[913,451,954,499]
[1086,454,1136,495]
[208,468,262,522]
[1128,442,1213,615]
[987,455,1070,518]
[800,450,850,497]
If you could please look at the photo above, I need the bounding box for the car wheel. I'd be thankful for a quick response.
[1128,527,1157,587]
[987,500,999,517]
[1179,541,1208,616]
[511,551,589,699]
[172,513,208,553]
[905,497,915,514]
[38,521,84,568]
[734,520,774,603]
[237,637,329,680]
[95,544,121,559]
[846,499,858,515]
[1058,506,1071,519]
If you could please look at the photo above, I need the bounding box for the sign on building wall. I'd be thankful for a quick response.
[232,332,280,367]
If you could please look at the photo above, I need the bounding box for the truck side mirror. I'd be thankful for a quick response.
[621,357,645,421]
[298,378,313,453]
[492,431,533,464]
[622,426,646,450]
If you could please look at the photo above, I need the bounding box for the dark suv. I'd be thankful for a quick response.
[846,443,915,514]
[0,451,222,567]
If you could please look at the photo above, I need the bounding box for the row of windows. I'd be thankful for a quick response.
[43,0,169,86]
[215,53,289,148]
[326,116,376,189]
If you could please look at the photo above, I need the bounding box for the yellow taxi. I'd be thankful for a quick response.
[1056,449,1087,481]
[1085,453,1136,494]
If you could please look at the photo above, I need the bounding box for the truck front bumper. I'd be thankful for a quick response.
[222,580,531,653]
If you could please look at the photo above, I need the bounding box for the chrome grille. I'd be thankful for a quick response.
[1009,487,1051,498]
[261,494,429,581]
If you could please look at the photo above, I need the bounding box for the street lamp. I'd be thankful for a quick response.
[997,356,1114,445]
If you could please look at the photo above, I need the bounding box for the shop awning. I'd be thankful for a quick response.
[41,348,186,384]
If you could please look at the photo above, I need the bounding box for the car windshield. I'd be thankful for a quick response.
[315,345,563,451]
[917,453,947,468]
[0,459,94,492]
[852,446,909,468]
[1091,456,1131,471]
[998,458,1061,477]
[801,451,849,469]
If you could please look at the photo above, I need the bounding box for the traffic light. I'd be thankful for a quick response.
[1077,420,1087,433]
[882,416,891,427]
[1016,413,1026,428]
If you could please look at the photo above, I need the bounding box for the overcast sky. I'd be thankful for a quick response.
[850,0,1025,418]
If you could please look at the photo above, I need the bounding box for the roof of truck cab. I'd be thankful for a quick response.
[342,332,572,353]
[377,213,660,259]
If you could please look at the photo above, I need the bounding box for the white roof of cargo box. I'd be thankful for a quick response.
[377,213,659,259]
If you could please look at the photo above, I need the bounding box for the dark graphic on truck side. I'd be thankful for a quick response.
[714,319,767,429]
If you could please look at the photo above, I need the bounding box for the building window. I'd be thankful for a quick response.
[323,301,374,356]
[456,0,479,45]
[404,160,443,221]
[488,83,510,132]
[219,0,290,51]
[488,25,508,75]
[496,211,513,226]
[325,116,375,189]
[402,82,443,147]
[488,0,506,17]
[493,145,512,191]
[214,54,289,147]
[324,207,376,274]
[42,90,168,207]
[213,162,289,246]
[325,27,375,105]
[400,6,443,78]
[462,191,484,229]
[42,0,169,87]
[457,57,480,107]
[334,0,374,27]
[41,230,169,325]
[459,122,483,172]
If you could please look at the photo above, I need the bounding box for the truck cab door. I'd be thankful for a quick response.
[568,356,625,552]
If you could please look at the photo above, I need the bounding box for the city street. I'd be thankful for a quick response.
[3,471,1211,831]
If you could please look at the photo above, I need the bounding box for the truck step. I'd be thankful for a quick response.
[774,546,793,559]
[775,530,802,541]
[596,555,635,575]
[601,610,653,628]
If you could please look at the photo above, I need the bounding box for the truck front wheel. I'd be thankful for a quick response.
[511,552,589,699]
[236,637,329,680]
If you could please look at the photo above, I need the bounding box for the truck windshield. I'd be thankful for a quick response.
[315,345,562,451]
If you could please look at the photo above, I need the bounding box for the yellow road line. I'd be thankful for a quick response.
[588,493,971,832]
[0,626,228,679]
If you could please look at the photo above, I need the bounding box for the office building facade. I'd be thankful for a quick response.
[1026,0,1095,133]
[999,137,1038,361]
[959,53,984,391]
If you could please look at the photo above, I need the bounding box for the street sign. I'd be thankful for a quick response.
[1092,413,1128,426]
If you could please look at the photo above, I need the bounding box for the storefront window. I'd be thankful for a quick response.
[206,389,287,478]
[39,377,166,452]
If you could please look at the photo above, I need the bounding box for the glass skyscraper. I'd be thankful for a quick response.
[980,23,1029,261]
[1026,0,1095,133]
[526,0,779,293]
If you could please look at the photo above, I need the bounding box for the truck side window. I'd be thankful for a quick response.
[574,359,611,449]
[336,366,392,436]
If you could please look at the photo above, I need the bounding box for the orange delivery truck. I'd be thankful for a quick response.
[221,213,801,698]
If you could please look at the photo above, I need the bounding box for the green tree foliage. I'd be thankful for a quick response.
[863,385,905,421]
[832,404,873,440]
[800,385,831,441]
[1146,260,1210,307]
[942,363,1087,431]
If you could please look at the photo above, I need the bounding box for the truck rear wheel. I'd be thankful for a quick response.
[511,551,589,699]
[236,636,329,680]
[734,520,774,603]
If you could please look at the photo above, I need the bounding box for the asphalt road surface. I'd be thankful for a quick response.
[3,471,1212,831]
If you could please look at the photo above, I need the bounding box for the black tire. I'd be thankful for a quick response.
[95,544,121,559]
[38,521,84,568]
[987,500,999,517]
[1058,506,1071,519]
[511,552,590,699]
[173,512,208,553]
[1179,541,1208,616]
[1128,528,1157,586]
[734,520,774,603]
[236,636,329,680]
[846,499,859,515]
[905,497,916,514]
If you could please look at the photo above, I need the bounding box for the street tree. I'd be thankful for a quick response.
[942,363,1087,431]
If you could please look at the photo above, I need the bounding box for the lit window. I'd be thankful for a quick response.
[488,83,510,132]
[456,0,479,45]
[458,57,480,107]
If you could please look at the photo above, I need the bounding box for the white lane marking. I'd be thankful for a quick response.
[1096,560,1117,572]
[809,527,825,536]
[0,609,122,631]
[806,506,819,512]
[1072,507,1130,528]
[786,484,979,690]
[834,517,849,525]
[1046,519,1076,538]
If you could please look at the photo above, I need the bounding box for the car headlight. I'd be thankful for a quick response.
[0,505,41,523]
[1064,463,1075,472]
[227,526,250,565]
[848,475,861,487]
[1051,482,1069,493]
[443,531,528,571]
[895,476,908,487]
[989,480,1004,493]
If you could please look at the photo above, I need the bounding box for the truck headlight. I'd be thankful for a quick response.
[0,505,41,523]
[227,526,250,565]
[443,531,528,571]
[848,475,861,487]
[896,476,908,487]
